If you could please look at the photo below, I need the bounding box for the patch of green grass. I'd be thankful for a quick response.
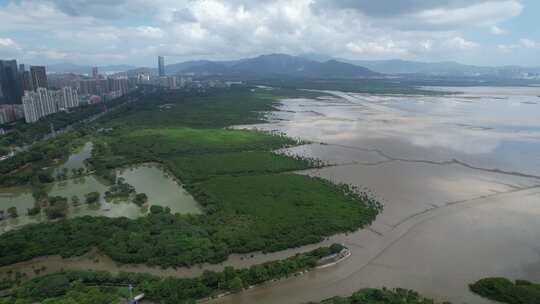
[167,151,317,182]
[125,127,294,154]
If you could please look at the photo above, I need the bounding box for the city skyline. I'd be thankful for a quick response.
[0,1,538,67]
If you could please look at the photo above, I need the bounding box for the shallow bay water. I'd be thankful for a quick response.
[211,87,540,304]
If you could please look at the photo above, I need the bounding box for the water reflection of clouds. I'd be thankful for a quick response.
[271,88,540,157]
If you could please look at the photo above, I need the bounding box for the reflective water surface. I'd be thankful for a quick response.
[212,87,540,304]
[0,145,201,233]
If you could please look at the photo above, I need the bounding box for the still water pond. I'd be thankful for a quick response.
[0,145,201,234]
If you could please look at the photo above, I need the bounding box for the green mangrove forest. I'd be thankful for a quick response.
[470,278,540,304]
[0,87,381,268]
[0,245,344,304]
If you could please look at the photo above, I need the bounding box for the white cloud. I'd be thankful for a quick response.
[0,37,21,58]
[413,1,522,27]
[445,37,479,50]
[346,40,407,55]
[519,38,539,48]
[498,38,540,53]
[0,38,18,48]
[489,25,507,35]
[135,26,165,39]
[0,0,528,65]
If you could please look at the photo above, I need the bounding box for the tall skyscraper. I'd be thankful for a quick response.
[22,71,33,92]
[30,66,48,89]
[158,56,165,77]
[0,60,22,104]
[92,67,99,79]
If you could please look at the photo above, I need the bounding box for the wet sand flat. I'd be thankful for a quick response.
[210,87,540,304]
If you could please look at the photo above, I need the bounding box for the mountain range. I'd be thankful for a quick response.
[46,54,540,79]
[165,54,381,78]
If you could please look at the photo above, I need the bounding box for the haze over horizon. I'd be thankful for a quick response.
[0,0,539,67]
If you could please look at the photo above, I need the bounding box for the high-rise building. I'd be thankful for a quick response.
[60,87,79,109]
[30,66,48,89]
[22,71,33,91]
[0,60,22,104]
[0,105,22,124]
[92,67,99,79]
[158,56,165,77]
[18,64,33,92]
[23,89,45,123]
[22,87,80,123]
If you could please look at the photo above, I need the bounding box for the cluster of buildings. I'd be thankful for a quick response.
[0,60,55,124]
[1,59,137,124]
[138,56,233,89]
[77,77,132,100]
[22,87,79,123]
[0,104,24,125]
[1,55,241,126]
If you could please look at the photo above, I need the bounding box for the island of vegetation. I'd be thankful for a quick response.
[312,288,451,304]
[0,87,381,270]
[470,277,540,304]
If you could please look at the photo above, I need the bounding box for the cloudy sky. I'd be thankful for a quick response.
[0,0,538,67]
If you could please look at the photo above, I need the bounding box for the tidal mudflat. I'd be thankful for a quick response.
[214,87,540,304]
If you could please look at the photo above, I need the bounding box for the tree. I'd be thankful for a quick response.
[149,205,164,214]
[71,196,80,206]
[133,193,148,207]
[7,207,18,218]
[228,277,244,293]
[45,200,69,220]
[27,202,42,216]
[85,192,100,204]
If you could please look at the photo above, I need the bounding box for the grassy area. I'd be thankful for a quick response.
[0,86,381,269]
[470,278,540,304]
[98,87,324,130]
[168,151,319,182]
[116,127,296,155]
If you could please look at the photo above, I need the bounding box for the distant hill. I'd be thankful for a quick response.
[329,57,540,79]
[47,63,138,75]
[180,54,381,78]
[49,54,539,80]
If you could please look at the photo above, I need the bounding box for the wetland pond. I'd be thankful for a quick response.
[0,143,201,234]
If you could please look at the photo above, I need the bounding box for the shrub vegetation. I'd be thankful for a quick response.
[470,278,540,304]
